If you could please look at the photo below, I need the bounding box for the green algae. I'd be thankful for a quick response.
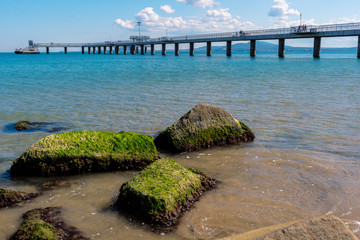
[155,104,255,152]
[117,158,216,226]
[10,131,159,176]
[0,188,37,208]
[14,210,58,240]
[11,207,88,240]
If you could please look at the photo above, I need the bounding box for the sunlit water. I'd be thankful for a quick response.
[0,51,359,239]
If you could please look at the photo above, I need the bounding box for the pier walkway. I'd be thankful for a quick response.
[30,22,360,58]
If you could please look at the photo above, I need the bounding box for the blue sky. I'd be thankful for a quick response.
[1,0,360,51]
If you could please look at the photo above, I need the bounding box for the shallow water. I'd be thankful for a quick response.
[0,51,359,239]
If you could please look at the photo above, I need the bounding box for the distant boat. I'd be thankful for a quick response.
[14,47,40,54]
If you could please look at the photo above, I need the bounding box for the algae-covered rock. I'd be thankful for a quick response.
[224,216,358,240]
[11,207,88,240]
[155,104,255,152]
[0,188,37,208]
[116,158,216,227]
[10,131,160,177]
[14,120,31,131]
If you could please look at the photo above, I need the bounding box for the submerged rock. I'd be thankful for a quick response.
[0,188,37,208]
[225,216,358,240]
[12,121,71,133]
[10,131,160,177]
[116,158,216,227]
[155,103,255,152]
[14,121,31,131]
[11,207,88,240]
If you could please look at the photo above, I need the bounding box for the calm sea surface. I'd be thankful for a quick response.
[0,51,359,239]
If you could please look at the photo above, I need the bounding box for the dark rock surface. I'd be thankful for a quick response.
[10,207,88,240]
[0,188,37,208]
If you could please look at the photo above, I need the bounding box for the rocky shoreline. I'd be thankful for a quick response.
[1,104,358,239]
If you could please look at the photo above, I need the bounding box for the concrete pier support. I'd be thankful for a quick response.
[98,46,101,54]
[131,45,135,55]
[226,41,232,57]
[64,47,67,54]
[141,45,145,55]
[357,36,360,58]
[278,38,285,58]
[250,40,256,57]
[162,44,166,55]
[175,43,179,56]
[145,47,147,54]
[115,46,119,54]
[136,47,139,54]
[93,47,96,54]
[151,44,155,55]
[207,42,211,56]
[123,46,127,55]
[190,42,194,56]
[46,47,49,54]
[81,47,84,54]
[104,46,107,54]
[88,47,91,54]
[109,46,113,54]
[313,37,321,58]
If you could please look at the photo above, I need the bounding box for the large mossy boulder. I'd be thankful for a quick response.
[0,188,37,208]
[225,216,358,240]
[155,104,255,152]
[116,158,216,227]
[14,120,32,131]
[10,131,160,177]
[11,207,88,240]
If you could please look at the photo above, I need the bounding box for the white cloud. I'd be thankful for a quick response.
[160,5,175,14]
[269,0,300,20]
[114,19,135,29]
[176,0,219,8]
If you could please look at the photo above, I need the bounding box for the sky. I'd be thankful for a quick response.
[1,0,360,52]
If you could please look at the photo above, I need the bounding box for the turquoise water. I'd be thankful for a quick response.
[0,51,360,239]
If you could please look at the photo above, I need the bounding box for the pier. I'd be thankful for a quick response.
[30,22,360,58]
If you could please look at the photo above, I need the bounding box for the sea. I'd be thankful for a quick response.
[0,50,359,239]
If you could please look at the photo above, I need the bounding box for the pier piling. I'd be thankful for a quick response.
[151,44,155,55]
[109,46,113,54]
[313,37,321,58]
[175,43,179,56]
[278,38,285,58]
[145,47,147,54]
[88,47,91,54]
[46,47,49,54]
[93,47,96,54]
[226,41,232,57]
[136,47,139,54]
[81,47,84,54]
[115,46,119,54]
[162,44,166,55]
[250,40,256,57]
[64,47,67,54]
[124,46,127,55]
[104,46,107,54]
[98,46,101,54]
[358,36,360,58]
[141,45,145,55]
[190,42,194,56]
[131,45,135,55]
[207,42,211,56]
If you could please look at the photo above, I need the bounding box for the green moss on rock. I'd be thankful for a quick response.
[11,207,88,240]
[14,120,31,131]
[10,131,160,177]
[0,188,37,208]
[116,158,216,227]
[155,104,255,152]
